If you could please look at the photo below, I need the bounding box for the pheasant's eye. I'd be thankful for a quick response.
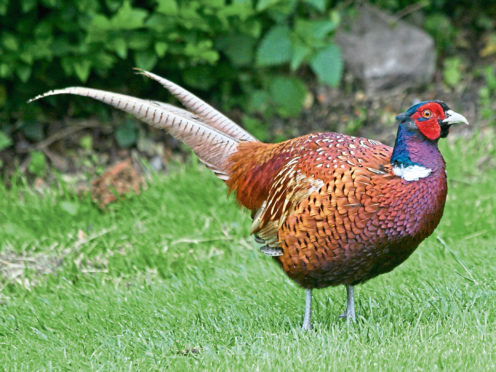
[422,109,432,118]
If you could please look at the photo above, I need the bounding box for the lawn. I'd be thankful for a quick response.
[0,133,495,370]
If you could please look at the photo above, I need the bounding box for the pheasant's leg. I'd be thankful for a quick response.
[339,285,356,322]
[302,288,313,330]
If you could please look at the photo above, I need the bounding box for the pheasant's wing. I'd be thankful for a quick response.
[251,133,394,252]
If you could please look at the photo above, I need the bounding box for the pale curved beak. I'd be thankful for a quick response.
[443,110,469,125]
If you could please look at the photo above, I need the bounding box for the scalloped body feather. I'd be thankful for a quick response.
[227,132,447,288]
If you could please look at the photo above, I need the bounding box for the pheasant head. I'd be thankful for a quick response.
[391,101,468,181]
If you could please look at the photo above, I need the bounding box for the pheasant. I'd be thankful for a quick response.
[30,70,468,330]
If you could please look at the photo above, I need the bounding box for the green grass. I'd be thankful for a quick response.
[1,134,495,370]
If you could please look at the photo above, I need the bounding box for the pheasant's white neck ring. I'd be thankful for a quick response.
[392,164,432,181]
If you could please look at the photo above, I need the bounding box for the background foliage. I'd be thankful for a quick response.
[0,0,341,134]
[1,0,495,153]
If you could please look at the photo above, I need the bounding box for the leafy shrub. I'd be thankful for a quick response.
[477,66,496,125]
[0,0,343,145]
[443,57,463,88]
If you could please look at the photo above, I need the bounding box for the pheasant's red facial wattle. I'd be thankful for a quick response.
[411,103,446,141]
[415,117,441,140]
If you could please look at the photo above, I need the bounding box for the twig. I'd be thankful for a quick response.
[393,2,428,21]
[17,120,102,154]
[73,226,117,251]
[38,120,102,150]
[170,236,233,246]
[367,2,428,26]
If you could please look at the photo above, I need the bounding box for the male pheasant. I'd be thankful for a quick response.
[30,70,468,330]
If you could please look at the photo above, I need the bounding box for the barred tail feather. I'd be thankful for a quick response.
[136,69,257,143]
[28,87,238,180]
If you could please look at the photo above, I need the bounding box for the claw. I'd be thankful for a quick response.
[339,311,356,323]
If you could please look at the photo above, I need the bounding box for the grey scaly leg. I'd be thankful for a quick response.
[339,285,356,322]
[302,288,313,330]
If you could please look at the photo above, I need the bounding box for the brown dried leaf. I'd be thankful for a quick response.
[90,159,143,208]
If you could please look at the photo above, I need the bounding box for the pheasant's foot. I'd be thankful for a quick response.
[301,319,313,331]
[338,309,356,322]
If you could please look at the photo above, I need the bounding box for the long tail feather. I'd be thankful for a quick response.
[29,87,239,180]
[135,69,257,142]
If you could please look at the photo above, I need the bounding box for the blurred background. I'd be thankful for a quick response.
[1,2,496,367]
[0,0,495,188]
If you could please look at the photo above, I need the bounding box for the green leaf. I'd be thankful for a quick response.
[105,0,122,12]
[90,14,112,31]
[239,19,262,39]
[256,25,292,67]
[310,44,342,87]
[481,65,496,91]
[303,0,326,12]
[157,0,178,15]
[246,89,270,114]
[127,32,150,50]
[111,1,148,30]
[217,34,256,66]
[0,64,10,78]
[218,2,254,21]
[0,0,7,15]
[22,0,37,12]
[290,40,311,71]
[74,60,91,82]
[115,121,137,148]
[80,135,93,151]
[205,0,224,8]
[309,20,337,39]
[295,19,337,42]
[0,131,12,151]
[256,0,281,11]
[134,50,158,71]
[184,40,219,64]
[16,64,32,83]
[269,76,307,117]
[3,33,19,51]
[443,57,462,88]
[155,41,168,57]
[91,51,116,70]
[41,0,56,7]
[60,57,74,76]
[113,38,128,59]
[265,1,297,22]
[19,51,33,64]
[28,151,47,177]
